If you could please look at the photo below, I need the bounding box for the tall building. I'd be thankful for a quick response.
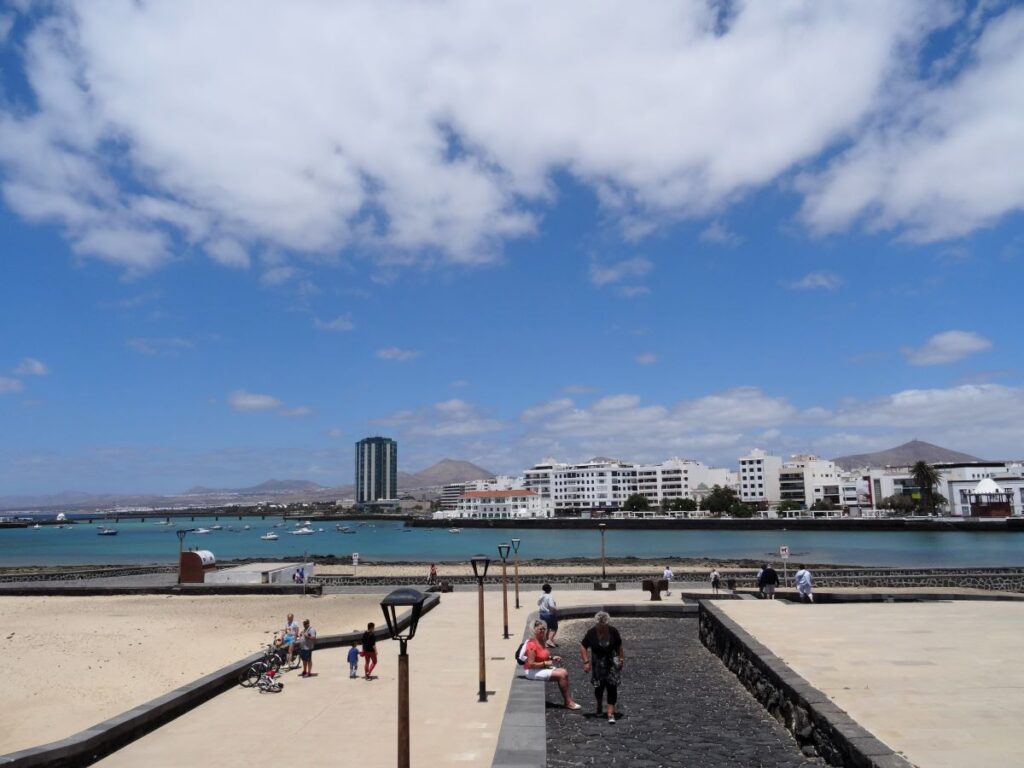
[738,449,782,506]
[355,436,398,504]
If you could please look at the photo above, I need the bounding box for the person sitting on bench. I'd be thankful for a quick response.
[522,619,581,710]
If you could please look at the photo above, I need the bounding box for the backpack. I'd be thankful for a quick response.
[514,640,529,666]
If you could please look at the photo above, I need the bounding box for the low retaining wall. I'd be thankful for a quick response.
[0,566,176,584]
[0,594,441,767]
[0,583,322,597]
[699,602,910,768]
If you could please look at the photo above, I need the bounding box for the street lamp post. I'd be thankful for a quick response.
[497,543,511,640]
[470,554,491,702]
[511,538,521,609]
[598,523,607,579]
[380,588,428,768]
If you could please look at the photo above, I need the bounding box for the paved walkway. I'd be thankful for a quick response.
[719,600,1024,768]
[547,617,818,768]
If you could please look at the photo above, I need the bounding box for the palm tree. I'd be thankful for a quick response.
[910,461,942,515]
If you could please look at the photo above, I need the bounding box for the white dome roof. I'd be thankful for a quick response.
[975,478,1003,494]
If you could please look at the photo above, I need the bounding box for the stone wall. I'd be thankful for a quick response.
[699,602,911,768]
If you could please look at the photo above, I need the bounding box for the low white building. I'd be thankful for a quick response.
[434,489,553,520]
[738,449,782,506]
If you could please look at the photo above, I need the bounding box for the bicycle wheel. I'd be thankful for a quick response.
[265,653,282,673]
[239,662,266,688]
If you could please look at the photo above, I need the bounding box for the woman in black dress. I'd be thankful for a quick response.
[579,611,625,723]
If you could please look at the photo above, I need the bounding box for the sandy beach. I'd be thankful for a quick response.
[0,594,389,755]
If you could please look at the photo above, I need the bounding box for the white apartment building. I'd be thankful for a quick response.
[861,462,1023,516]
[433,489,553,520]
[738,449,782,506]
[777,455,848,509]
[522,457,733,514]
[441,475,525,510]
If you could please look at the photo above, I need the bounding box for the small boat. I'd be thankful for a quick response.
[243,525,251,530]
[210,524,223,531]
[32,524,41,529]
[290,526,315,536]
[317,528,325,533]
[97,527,118,536]
[448,527,462,534]
[193,527,212,534]
[336,525,353,532]
[260,532,279,541]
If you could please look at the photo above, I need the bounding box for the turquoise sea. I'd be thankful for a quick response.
[2,516,1024,567]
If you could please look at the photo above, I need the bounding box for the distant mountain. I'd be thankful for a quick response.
[183,479,326,495]
[832,440,983,471]
[403,458,494,487]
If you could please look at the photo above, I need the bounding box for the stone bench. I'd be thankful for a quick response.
[641,578,669,600]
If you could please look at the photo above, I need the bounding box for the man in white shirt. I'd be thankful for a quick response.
[794,566,814,603]
[283,612,301,666]
[662,565,674,596]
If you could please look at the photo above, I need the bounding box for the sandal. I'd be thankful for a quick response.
[566,702,581,710]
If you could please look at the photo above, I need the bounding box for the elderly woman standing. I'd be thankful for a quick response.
[579,611,625,723]
[523,619,581,710]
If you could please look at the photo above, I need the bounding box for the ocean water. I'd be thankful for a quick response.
[2,516,1024,567]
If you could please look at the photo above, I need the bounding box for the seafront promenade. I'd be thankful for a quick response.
[3,578,1024,767]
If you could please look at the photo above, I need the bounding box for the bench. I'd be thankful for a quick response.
[641,578,669,600]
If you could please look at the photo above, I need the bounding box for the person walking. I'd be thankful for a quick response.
[428,563,438,585]
[709,568,721,596]
[298,618,317,677]
[347,641,360,678]
[523,619,580,710]
[795,565,814,603]
[538,583,559,647]
[662,565,674,596]
[580,611,625,724]
[755,564,765,598]
[759,563,779,599]
[361,622,378,678]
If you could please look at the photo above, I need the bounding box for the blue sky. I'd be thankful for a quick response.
[2,1,1023,495]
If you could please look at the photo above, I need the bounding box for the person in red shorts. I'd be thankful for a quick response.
[360,622,378,679]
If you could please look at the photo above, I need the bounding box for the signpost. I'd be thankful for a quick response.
[353,552,360,578]
[779,545,789,582]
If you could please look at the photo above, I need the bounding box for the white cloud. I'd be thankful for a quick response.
[228,390,282,412]
[260,266,297,286]
[205,237,250,269]
[588,256,652,287]
[0,376,23,394]
[280,406,313,418]
[0,1,957,274]
[903,330,992,365]
[378,398,505,437]
[521,398,574,422]
[700,221,742,246]
[785,271,843,291]
[14,358,48,376]
[0,13,15,43]
[313,314,355,332]
[377,347,421,362]
[634,352,657,365]
[126,337,193,356]
[801,7,1024,242]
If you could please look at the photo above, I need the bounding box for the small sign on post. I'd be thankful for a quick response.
[779,545,789,582]
[352,552,360,578]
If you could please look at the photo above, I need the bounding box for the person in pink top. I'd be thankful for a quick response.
[523,619,581,709]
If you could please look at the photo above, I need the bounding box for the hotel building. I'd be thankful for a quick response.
[354,436,397,504]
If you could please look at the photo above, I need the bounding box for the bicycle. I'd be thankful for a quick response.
[238,641,285,688]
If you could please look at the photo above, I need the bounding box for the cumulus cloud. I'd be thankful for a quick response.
[801,7,1024,241]
[227,390,282,412]
[634,352,657,365]
[0,376,23,394]
[700,221,742,246]
[589,256,652,287]
[0,1,965,275]
[377,398,505,437]
[14,358,48,376]
[377,347,421,362]
[280,406,313,418]
[313,314,354,332]
[786,271,842,291]
[902,330,992,365]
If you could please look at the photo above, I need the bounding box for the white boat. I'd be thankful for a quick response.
[260,532,279,541]
[243,525,251,530]
[290,526,315,536]
[336,525,353,533]
[32,524,41,529]
[97,527,118,536]
[448,527,462,534]
[210,524,223,530]
[193,527,212,534]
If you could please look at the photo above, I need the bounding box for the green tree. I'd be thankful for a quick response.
[670,497,698,512]
[729,502,755,518]
[701,485,740,516]
[810,499,835,511]
[777,500,802,512]
[880,494,915,513]
[910,461,942,515]
[659,497,671,513]
[622,493,650,512]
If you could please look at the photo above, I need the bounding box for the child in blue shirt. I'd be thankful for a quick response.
[347,642,360,678]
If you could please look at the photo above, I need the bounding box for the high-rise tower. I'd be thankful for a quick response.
[355,436,398,503]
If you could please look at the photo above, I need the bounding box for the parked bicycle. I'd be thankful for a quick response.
[238,639,287,688]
